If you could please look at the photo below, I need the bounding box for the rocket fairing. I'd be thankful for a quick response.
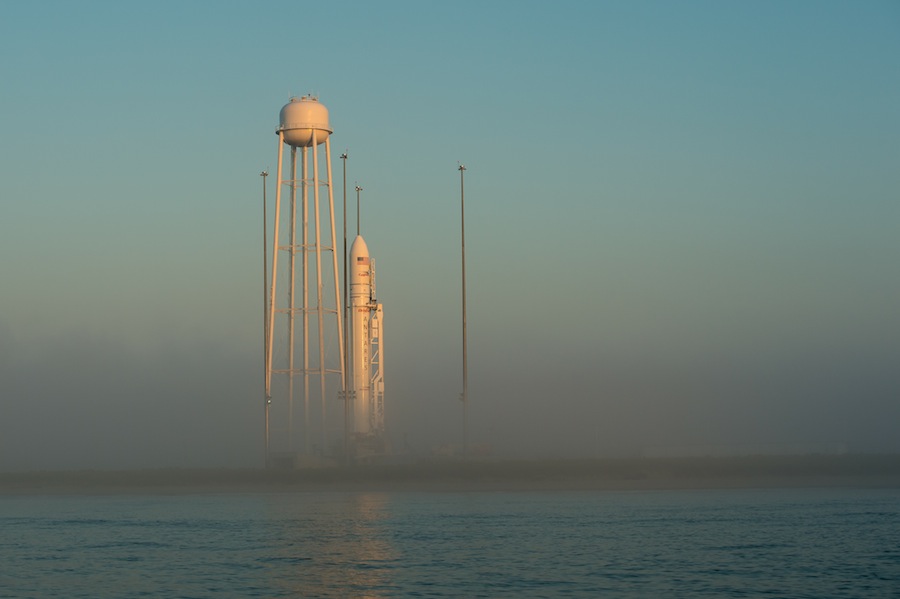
[349,235,385,436]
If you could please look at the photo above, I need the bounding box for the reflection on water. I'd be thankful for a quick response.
[347,493,397,597]
[2,489,898,597]
[266,493,397,597]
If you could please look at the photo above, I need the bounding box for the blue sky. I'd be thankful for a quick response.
[1,1,898,469]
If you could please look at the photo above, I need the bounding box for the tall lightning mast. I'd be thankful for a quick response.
[340,152,350,463]
[260,169,270,467]
[459,163,468,457]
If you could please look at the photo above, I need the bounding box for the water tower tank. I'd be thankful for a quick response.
[278,96,332,147]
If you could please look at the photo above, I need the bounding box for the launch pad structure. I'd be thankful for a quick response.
[264,96,386,466]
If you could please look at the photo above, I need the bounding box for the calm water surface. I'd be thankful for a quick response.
[1,488,898,597]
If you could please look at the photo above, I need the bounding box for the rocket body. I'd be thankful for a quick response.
[349,235,384,436]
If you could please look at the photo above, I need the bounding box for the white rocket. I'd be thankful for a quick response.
[349,235,385,437]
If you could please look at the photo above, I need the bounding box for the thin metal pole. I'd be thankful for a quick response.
[312,134,328,455]
[340,152,349,463]
[267,135,284,419]
[288,148,298,452]
[325,138,343,459]
[459,164,468,458]
[302,146,310,455]
[261,169,269,468]
[355,185,362,236]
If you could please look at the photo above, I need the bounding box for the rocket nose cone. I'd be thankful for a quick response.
[350,235,369,260]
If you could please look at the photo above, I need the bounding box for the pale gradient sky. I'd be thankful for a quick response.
[1,1,898,469]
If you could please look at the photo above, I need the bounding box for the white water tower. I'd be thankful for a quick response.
[266,96,345,460]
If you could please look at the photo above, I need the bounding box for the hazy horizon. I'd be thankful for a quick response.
[1,1,898,471]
